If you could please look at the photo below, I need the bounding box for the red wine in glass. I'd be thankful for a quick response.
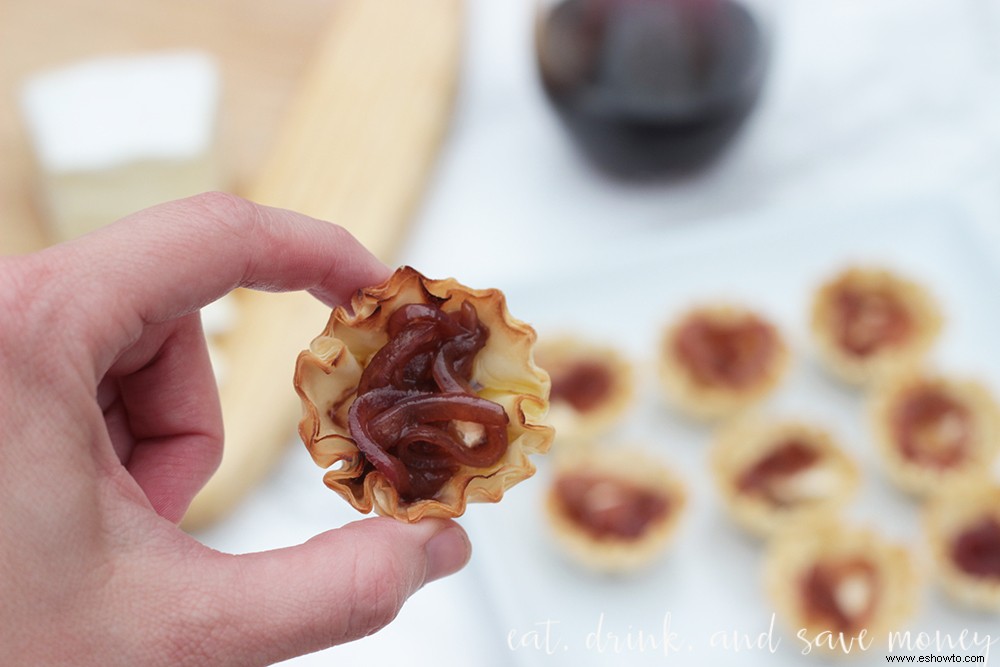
[537,0,768,178]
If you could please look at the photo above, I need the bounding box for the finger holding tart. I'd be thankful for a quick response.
[711,419,860,537]
[925,482,1000,611]
[810,267,942,385]
[869,372,1000,497]
[545,446,687,574]
[534,335,635,441]
[765,516,920,653]
[294,266,554,522]
[658,304,790,420]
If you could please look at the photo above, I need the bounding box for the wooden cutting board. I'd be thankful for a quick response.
[0,0,464,529]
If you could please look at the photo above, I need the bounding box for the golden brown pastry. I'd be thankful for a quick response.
[545,446,687,574]
[711,419,860,537]
[870,372,999,497]
[925,482,1000,611]
[658,304,789,419]
[533,335,634,440]
[294,266,554,522]
[810,267,941,384]
[765,515,920,652]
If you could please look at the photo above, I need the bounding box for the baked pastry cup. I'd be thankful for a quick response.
[925,482,1000,611]
[711,419,860,537]
[545,446,687,574]
[765,515,920,652]
[658,304,789,420]
[533,335,635,440]
[810,267,942,384]
[294,266,554,522]
[870,372,1000,497]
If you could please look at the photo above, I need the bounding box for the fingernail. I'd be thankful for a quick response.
[424,524,471,583]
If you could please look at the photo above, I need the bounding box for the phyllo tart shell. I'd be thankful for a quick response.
[533,335,635,440]
[658,304,790,420]
[869,372,999,497]
[711,419,860,537]
[765,515,920,651]
[810,267,941,385]
[294,266,554,522]
[545,445,687,574]
[925,482,1000,611]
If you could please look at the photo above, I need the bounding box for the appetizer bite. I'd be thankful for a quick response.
[810,267,941,384]
[294,266,554,522]
[534,335,635,440]
[765,516,920,652]
[658,304,789,419]
[545,446,687,574]
[870,372,999,497]
[925,483,1000,611]
[711,419,860,537]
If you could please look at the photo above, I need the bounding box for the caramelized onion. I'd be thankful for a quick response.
[346,302,509,501]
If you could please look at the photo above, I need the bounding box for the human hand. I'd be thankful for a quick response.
[0,193,471,666]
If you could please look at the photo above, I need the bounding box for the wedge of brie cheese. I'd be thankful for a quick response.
[20,50,222,241]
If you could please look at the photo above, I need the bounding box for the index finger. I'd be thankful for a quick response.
[45,192,391,345]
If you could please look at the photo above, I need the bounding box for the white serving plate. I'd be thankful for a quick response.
[463,198,1000,667]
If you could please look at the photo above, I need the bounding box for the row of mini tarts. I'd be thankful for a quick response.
[661,267,943,419]
[708,370,1000,535]
[534,303,791,433]
[538,266,943,432]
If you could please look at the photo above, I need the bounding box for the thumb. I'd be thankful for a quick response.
[196,517,470,666]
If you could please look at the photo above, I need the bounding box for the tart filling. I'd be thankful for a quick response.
[552,473,670,541]
[952,518,1000,581]
[831,284,912,359]
[892,385,971,469]
[802,557,880,635]
[534,336,634,439]
[659,305,789,419]
[810,267,941,384]
[549,361,614,413]
[737,439,823,506]
[545,447,686,573]
[765,516,919,647]
[870,373,999,496]
[674,312,779,389]
[925,483,1000,610]
[294,266,553,521]
[712,420,859,536]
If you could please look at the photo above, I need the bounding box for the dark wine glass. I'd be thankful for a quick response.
[536,0,770,178]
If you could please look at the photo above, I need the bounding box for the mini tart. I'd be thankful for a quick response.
[545,447,687,574]
[711,419,860,537]
[810,267,942,384]
[533,335,635,440]
[870,372,999,497]
[925,482,1000,611]
[294,266,554,522]
[658,304,789,420]
[765,516,920,650]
